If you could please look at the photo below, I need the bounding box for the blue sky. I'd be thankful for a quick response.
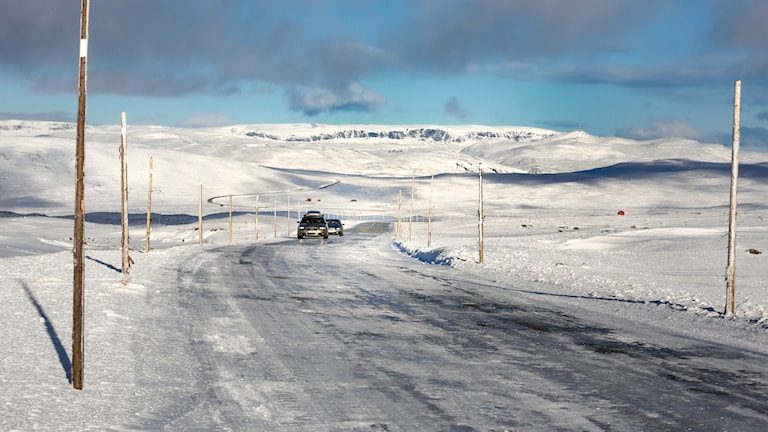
[2,0,768,149]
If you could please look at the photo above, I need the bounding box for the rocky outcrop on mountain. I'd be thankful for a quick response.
[244,127,553,143]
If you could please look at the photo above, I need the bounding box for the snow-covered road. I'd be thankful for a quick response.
[111,223,768,431]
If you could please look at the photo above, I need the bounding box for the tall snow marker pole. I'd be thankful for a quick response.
[428,175,434,247]
[725,79,742,316]
[478,166,485,264]
[120,112,130,274]
[72,0,90,390]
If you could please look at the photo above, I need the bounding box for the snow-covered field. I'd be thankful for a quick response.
[1,120,767,429]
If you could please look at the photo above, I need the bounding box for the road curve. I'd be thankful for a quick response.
[147,223,768,431]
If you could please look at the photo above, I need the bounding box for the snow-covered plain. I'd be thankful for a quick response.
[1,120,767,430]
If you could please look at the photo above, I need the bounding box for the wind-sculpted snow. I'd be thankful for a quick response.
[394,241,455,265]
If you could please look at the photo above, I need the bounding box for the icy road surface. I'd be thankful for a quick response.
[123,223,768,431]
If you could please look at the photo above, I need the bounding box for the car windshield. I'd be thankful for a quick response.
[301,216,325,225]
[328,220,341,227]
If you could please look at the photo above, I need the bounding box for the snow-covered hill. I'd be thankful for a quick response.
[1,118,766,287]
[3,120,760,212]
[462,130,735,173]
[0,122,558,213]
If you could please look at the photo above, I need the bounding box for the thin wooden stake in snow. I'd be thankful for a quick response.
[725,79,742,316]
[428,175,434,247]
[478,166,485,264]
[72,0,90,391]
[120,112,131,275]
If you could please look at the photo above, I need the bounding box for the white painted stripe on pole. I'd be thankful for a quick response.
[121,127,127,135]
[79,39,88,58]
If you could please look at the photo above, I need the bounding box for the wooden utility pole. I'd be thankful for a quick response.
[120,112,130,274]
[72,0,90,391]
[145,156,153,252]
[478,167,485,264]
[725,79,742,316]
[428,175,433,247]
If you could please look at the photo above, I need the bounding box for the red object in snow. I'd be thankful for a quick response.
[617,210,625,216]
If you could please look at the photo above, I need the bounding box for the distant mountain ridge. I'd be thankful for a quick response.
[0,120,75,135]
[0,120,556,145]
[243,127,555,143]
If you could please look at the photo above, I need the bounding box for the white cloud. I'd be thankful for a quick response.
[289,82,386,116]
[178,113,236,128]
[617,118,702,140]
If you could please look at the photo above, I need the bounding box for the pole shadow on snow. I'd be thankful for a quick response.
[21,281,72,384]
[522,288,723,318]
[413,268,727,329]
[432,159,768,187]
[53,211,254,226]
[86,255,122,273]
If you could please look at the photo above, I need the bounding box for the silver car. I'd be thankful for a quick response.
[297,212,328,239]
[326,219,344,236]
